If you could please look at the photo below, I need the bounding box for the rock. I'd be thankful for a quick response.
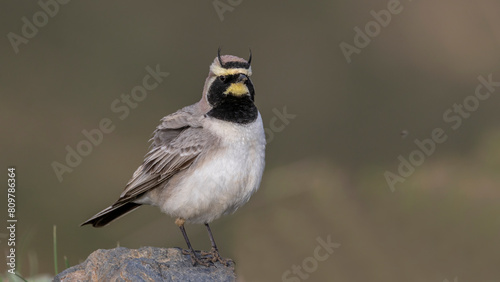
[54,247,236,282]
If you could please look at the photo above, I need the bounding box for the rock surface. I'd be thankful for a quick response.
[54,247,236,282]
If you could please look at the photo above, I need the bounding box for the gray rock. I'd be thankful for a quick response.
[54,247,236,282]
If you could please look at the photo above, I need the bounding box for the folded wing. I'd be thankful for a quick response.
[81,108,213,227]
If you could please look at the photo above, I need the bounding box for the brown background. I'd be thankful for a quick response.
[1,0,500,281]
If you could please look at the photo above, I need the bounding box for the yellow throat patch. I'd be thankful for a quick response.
[224,82,249,96]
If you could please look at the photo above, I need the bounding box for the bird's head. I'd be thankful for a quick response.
[202,49,254,103]
[201,49,257,124]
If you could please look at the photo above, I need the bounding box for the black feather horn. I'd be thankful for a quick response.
[217,47,224,67]
[247,49,252,65]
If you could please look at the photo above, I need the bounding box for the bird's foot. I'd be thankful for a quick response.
[181,249,211,267]
[200,247,233,266]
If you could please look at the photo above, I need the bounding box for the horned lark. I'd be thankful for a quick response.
[81,50,266,266]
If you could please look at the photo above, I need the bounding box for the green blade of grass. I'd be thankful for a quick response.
[15,273,28,282]
[53,225,58,275]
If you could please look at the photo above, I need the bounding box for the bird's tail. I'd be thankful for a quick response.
[81,202,142,227]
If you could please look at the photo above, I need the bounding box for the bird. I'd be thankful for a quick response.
[81,49,266,266]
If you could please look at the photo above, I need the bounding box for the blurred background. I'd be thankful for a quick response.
[2,0,500,281]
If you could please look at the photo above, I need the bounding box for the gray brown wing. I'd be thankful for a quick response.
[81,108,211,227]
[115,109,210,204]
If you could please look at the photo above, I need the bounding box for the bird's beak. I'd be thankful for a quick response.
[236,73,248,83]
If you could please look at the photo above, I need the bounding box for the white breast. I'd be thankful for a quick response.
[159,113,266,224]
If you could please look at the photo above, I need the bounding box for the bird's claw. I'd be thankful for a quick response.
[182,249,211,267]
[200,248,233,266]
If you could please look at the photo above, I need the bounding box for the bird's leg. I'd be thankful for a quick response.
[201,223,233,266]
[176,218,210,267]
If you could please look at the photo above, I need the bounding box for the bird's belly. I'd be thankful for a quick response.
[160,141,265,224]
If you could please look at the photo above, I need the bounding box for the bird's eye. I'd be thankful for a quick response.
[218,76,226,82]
